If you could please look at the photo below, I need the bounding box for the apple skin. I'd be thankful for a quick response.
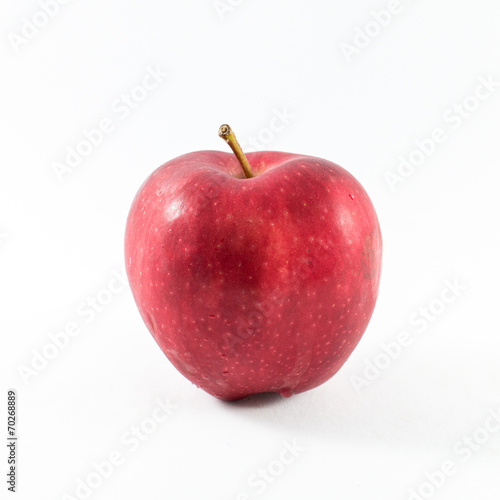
[125,150,382,401]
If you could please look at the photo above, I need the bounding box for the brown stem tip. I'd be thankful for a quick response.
[218,124,254,179]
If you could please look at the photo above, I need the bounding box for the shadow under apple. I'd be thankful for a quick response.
[215,356,489,456]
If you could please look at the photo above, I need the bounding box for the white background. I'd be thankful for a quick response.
[1,0,500,499]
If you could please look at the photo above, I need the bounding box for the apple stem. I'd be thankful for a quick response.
[218,124,254,179]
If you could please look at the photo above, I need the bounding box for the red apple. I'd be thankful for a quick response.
[125,125,382,401]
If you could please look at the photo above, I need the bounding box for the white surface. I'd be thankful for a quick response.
[1,1,500,499]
